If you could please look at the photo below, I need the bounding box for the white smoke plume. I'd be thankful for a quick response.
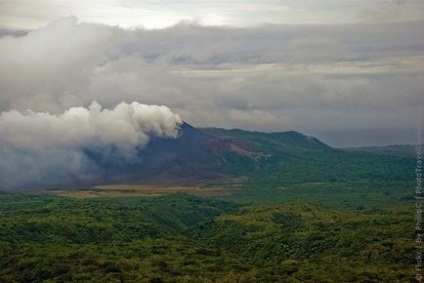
[0,101,182,188]
[0,101,182,150]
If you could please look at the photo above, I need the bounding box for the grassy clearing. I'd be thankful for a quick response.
[53,183,242,198]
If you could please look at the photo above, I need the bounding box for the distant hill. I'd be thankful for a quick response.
[344,144,415,157]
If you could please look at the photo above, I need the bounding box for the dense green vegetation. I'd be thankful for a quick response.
[0,191,416,282]
[0,129,417,282]
[192,202,414,282]
[0,193,243,282]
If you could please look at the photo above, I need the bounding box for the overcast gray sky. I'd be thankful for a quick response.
[1,0,423,29]
[0,0,423,147]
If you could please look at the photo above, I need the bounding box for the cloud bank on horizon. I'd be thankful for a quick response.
[0,1,423,187]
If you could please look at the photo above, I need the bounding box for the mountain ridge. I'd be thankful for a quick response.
[2,122,413,190]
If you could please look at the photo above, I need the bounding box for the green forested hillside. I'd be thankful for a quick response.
[204,128,413,184]
[206,128,413,207]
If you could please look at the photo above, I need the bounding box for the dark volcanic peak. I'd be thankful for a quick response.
[94,122,230,185]
[178,122,203,136]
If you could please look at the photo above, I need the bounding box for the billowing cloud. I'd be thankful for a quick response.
[0,17,123,112]
[0,101,182,188]
[0,101,182,150]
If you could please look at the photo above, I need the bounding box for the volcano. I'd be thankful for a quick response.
[84,122,331,186]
